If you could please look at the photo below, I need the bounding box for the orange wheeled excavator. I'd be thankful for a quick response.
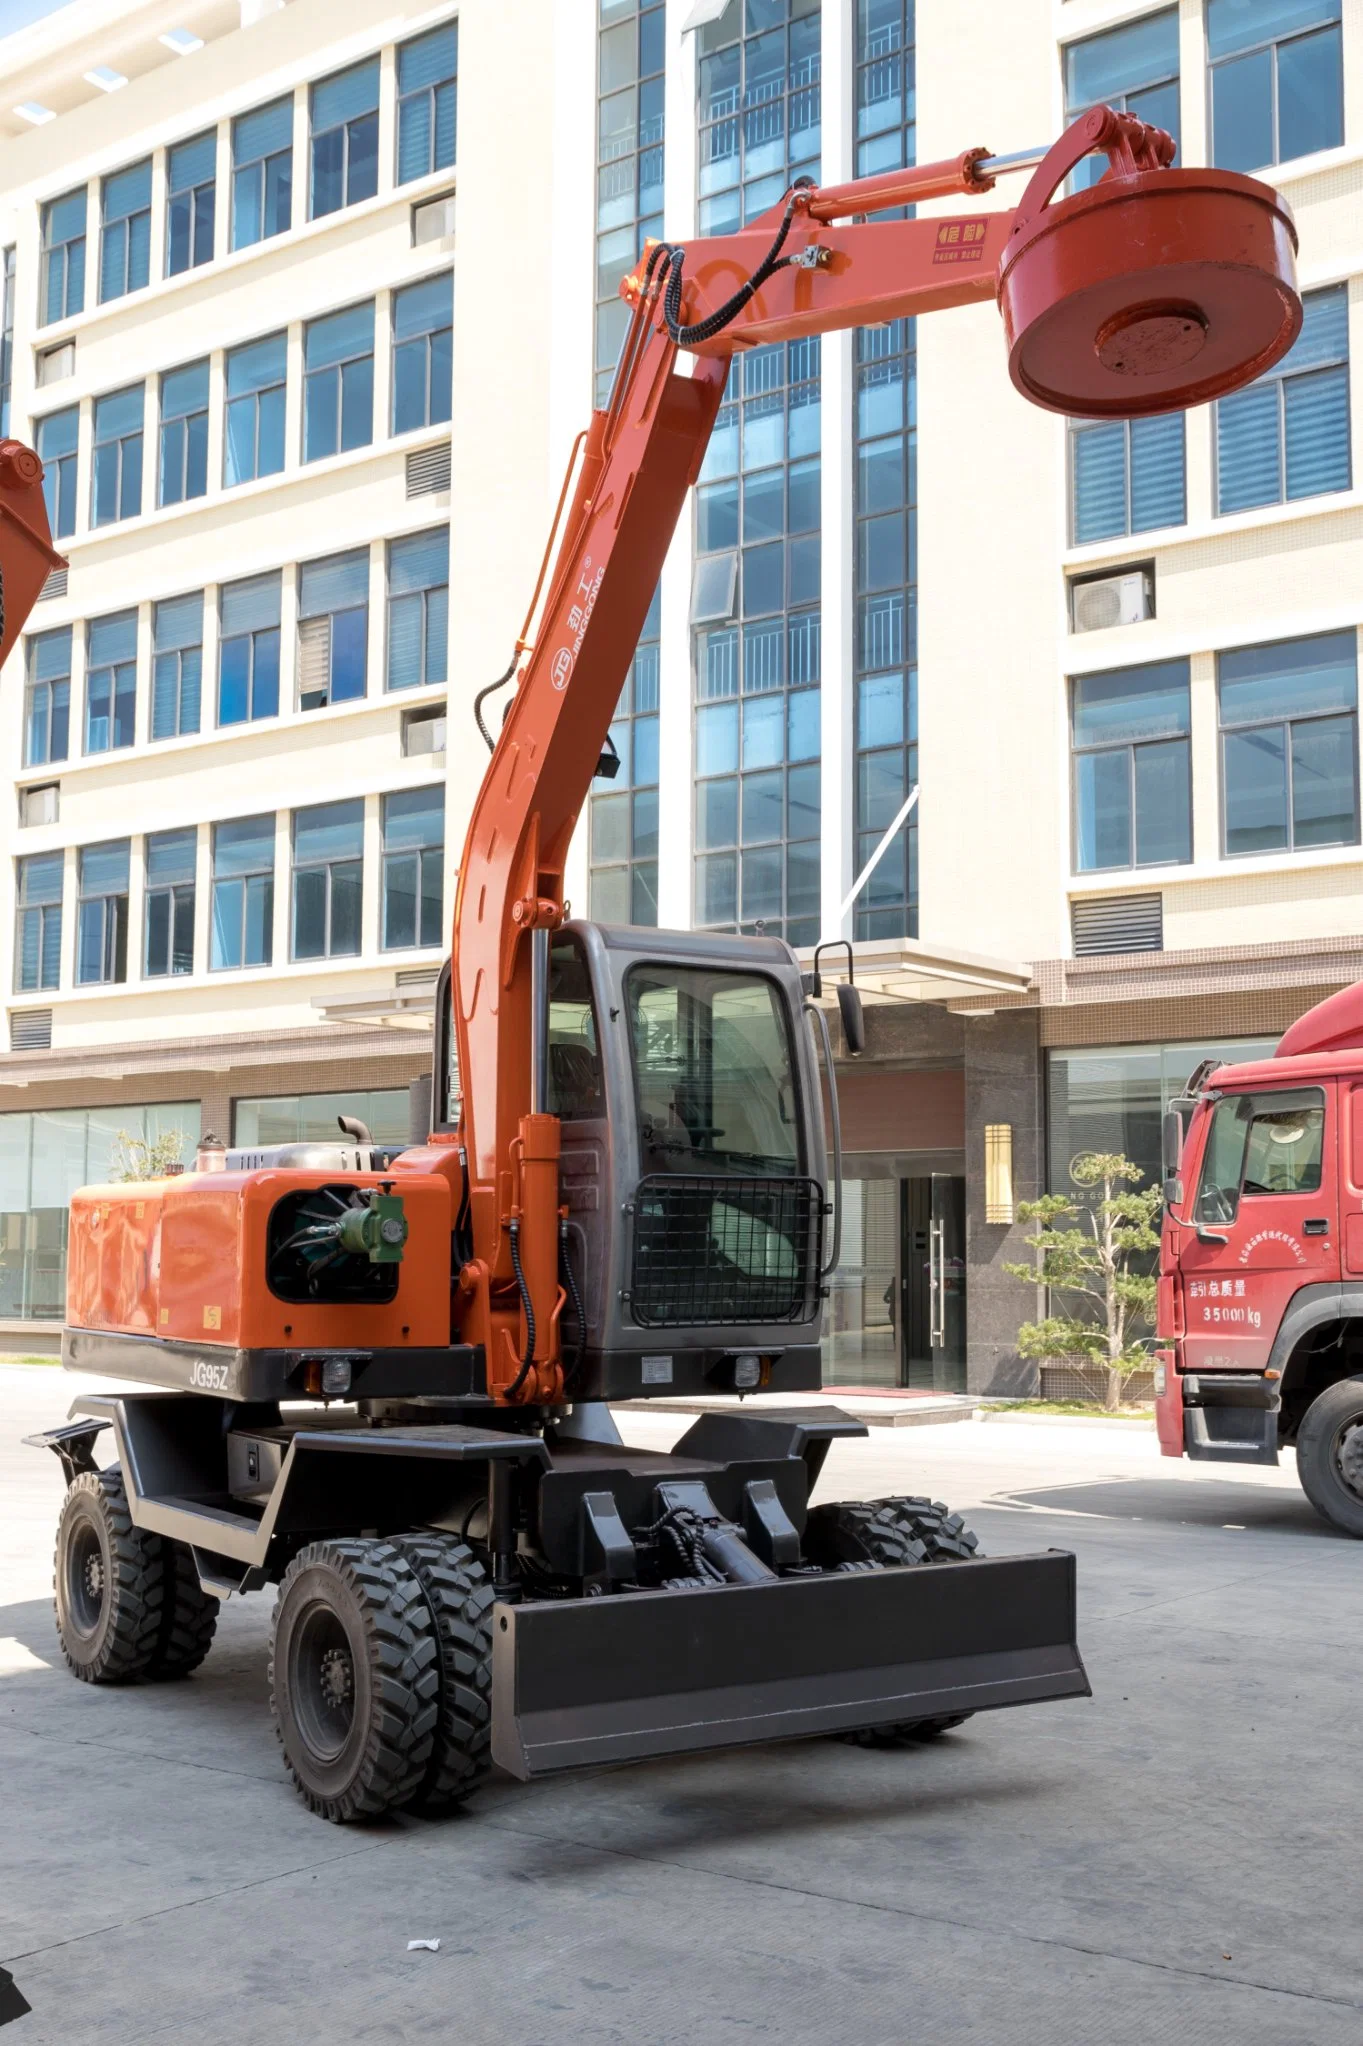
[25,110,1301,1819]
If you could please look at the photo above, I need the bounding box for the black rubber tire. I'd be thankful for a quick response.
[148,1540,219,1679]
[1295,1378,1363,1537]
[269,1539,439,1823]
[53,1468,164,1683]
[396,1535,495,1811]
[804,1495,981,1747]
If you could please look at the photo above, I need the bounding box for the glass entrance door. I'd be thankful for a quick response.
[902,1174,967,1392]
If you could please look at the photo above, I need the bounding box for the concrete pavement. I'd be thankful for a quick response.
[1,1363,1358,2045]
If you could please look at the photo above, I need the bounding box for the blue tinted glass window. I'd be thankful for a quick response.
[1072,660,1192,872]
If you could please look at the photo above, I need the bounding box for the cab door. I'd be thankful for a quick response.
[1180,1083,1337,1370]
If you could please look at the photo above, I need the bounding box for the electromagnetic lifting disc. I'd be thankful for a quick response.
[996,165,1301,419]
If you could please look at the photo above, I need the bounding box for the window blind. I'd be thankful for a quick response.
[30,627,71,681]
[221,572,281,636]
[235,99,293,162]
[394,272,452,340]
[88,611,137,666]
[399,24,457,95]
[312,60,379,131]
[147,828,197,884]
[80,839,130,893]
[305,302,374,368]
[19,852,63,903]
[169,132,216,191]
[301,550,369,616]
[103,161,151,220]
[162,360,209,418]
[214,815,274,875]
[95,386,144,439]
[155,593,204,652]
[390,529,448,594]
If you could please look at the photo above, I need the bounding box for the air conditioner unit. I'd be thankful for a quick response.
[412,193,456,247]
[19,783,59,826]
[1071,568,1154,634]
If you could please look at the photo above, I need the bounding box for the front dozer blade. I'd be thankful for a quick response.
[491,1549,1087,1780]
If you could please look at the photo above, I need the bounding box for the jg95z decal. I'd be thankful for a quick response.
[189,1358,231,1392]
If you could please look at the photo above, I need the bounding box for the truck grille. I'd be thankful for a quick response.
[629,1175,823,1329]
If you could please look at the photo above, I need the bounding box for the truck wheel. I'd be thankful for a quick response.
[269,1539,439,1823]
[53,1469,164,1683]
[804,1496,981,1746]
[396,1536,494,1811]
[1295,1378,1363,1538]
[149,1541,219,1680]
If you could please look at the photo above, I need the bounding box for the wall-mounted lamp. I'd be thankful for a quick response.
[984,1123,1014,1224]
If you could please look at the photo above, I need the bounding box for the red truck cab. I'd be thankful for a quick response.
[1157,982,1363,1535]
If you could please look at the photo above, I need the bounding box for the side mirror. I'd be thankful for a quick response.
[1161,1108,1183,1178]
[836,982,866,1057]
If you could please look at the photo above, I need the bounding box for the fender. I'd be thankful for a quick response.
[1266,1281,1363,1377]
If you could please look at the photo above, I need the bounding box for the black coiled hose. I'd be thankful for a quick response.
[505,1217,536,1400]
[558,1218,587,1391]
[658,179,814,349]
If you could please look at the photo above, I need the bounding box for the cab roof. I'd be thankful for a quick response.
[1205,1048,1363,1093]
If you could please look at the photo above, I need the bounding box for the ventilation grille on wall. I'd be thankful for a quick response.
[38,567,67,602]
[406,443,451,498]
[1071,567,1154,634]
[11,1009,52,1050]
[1071,893,1163,956]
[396,966,440,990]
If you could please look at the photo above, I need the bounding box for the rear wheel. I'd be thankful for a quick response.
[149,1540,219,1679]
[804,1495,981,1746]
[269,1539,438,1822]
[1296,1378,1363,1537]
[53,1469,164,1683]
[396,1535,494,1811]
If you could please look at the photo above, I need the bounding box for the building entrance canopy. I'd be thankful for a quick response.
[797,937,1032,1014]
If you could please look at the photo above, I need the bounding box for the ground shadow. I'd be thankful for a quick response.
[980,1477,1335,1537]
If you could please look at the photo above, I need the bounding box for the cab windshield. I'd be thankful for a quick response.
[625,966,800,1177]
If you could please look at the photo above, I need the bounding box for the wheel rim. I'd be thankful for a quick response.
[290,1603,357,1763]
[65,1520,107,1637]
[1335,1420,1363,1502]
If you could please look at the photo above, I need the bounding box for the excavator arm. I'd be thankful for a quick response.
[448,106,1301,1403]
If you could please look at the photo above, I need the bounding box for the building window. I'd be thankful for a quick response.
[37,407,78,540]
[76,839,130,984]
[1063,8,1180,187]
[854,0,912,175]
[218,572,281,726]
[1216,285,1350,515]
[99,160,152,303]
[144,827,196,978]
[697,0,821,235]
[166,131,216,277]
[234,1089,405,1147]
[397,21,458,184]
[1048,1039,1276,1195]
[298,551,369,710]
[1,247,14,437]
[40,189,85,326]
[382,786,444,949]
[693,340,821,944]
[231,98,293,250]
[1220,630,1359,855]
[1072,659,1192,872]
[1070,415,1186,544]
[292,799,363,960]
[310,59,380,220]
[91,385,144,527]
[151,593,203,740]
[590,582,659,925]
[0,1103,199,1322]
[854,317,918,939]
[595,0,665,402]
[1210,0,1342,170]
[387,529,449,690]
[224,333,286,485]
[392,274,453,433]
[303,301,374,461]
[159,359,209,507]
[84,611,138,756]
[24,628,71,768]
[211,814,274,970]
[15,851,63,993]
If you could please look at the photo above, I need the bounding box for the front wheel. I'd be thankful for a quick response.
[804,1495,981,1746]
[54,1469,165,1683]
[269,1540,439,1822]
[1295,1378,1363,1537]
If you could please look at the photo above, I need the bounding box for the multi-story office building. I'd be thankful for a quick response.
[1,0,1360,1398]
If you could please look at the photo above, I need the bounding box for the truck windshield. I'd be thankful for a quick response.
[625,966,800,1177]
[1194,1087,1325,1225]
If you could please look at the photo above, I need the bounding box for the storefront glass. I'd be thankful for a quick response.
[1047,1038,1277,1194]
[233,1089,409,1147]
[0,1101,199,1321]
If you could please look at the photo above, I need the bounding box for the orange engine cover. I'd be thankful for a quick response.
[66,1169,452,1351]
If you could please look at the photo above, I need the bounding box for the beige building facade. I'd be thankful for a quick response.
[1,0,1360,1391]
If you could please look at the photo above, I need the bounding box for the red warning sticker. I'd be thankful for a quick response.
[932,218,990,264]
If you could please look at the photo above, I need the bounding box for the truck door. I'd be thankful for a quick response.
[1180,1084,1336,1370]
[1337,1082,1363,1280]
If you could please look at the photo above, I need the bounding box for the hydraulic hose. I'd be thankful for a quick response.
[505,1217,536,1400]
[658,180,813,349]
[558,1218,587,1390]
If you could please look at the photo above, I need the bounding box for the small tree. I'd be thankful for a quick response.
[111,1128,188,1182]
[1003,1151,1161,1412]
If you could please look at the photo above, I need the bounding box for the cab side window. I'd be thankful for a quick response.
[546,936,604,1120]
[1195,1088,1324,1223]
